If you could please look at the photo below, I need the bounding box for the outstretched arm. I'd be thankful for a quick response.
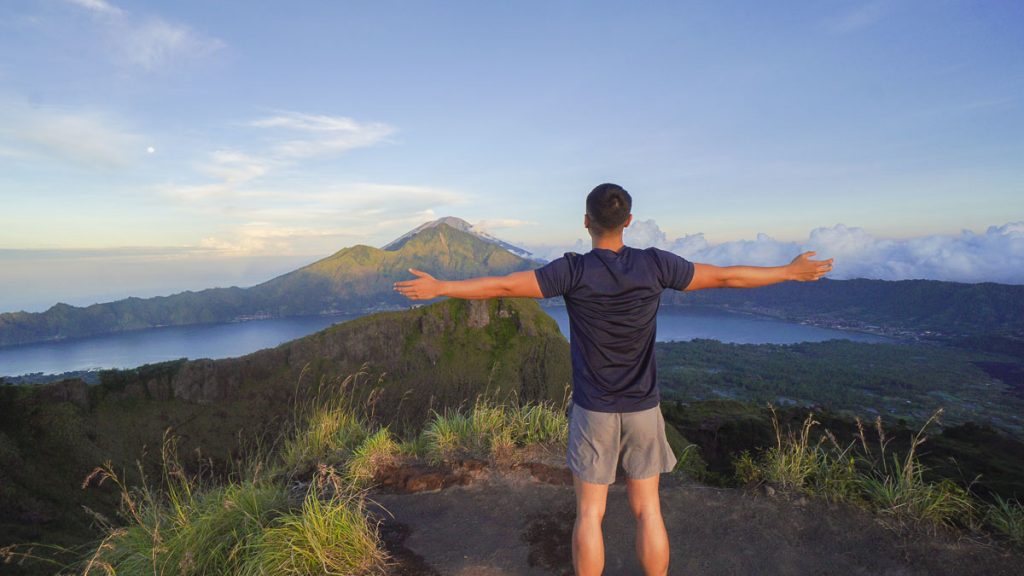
[684,251,833,291]
[394,269,543,300]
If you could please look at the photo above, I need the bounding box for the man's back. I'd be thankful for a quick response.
[535,246,694,413]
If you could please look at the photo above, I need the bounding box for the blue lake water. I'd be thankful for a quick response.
[0,306,890,378]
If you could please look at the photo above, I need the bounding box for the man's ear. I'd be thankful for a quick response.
[583,213,590,229]
[623,214,633,228]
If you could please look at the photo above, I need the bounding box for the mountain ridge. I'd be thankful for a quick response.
[0,222,536,348]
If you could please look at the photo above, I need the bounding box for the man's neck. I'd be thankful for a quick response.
[591,235,625,253]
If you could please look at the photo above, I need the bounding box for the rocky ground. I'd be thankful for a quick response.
[366,451,1023,576]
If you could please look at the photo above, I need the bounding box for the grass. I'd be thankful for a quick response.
[421,396,568,464]
[986,495,1024,545]
[736,406,982,532]
[346,428,400,488]
[855,410,976,529]
[277,372,376,477]
[242,466,386,576]
[64,435,386,576]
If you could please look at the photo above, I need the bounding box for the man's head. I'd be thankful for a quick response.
[585,183,633,237]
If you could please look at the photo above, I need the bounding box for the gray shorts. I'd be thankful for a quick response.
[566,401,678,485]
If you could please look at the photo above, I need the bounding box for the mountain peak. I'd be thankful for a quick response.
[383,216,538,261]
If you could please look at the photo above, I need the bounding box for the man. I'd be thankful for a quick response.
[393,183,833,576]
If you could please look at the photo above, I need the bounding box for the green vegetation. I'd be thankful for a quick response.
[1,371,571,575]
[0,298,570,568]
[420,397,569,464]
[657,338,1024,436]
[987,495,1024,544]
[664,277,1024,339]
[662,399,1024,505]
[730,406,1024,544]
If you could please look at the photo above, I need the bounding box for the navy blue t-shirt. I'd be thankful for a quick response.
[534,246,695,413]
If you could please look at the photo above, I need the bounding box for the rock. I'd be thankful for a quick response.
[466,300,491,328]
[405,471,447,493]
[527,462,572,486]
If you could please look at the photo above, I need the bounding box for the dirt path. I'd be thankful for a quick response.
[368,469,1022,576]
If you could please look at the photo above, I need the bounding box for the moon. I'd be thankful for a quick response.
[146,146,156,154]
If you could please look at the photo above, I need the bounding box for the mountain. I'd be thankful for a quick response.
[0,221,536,348]
[383,216,538,260]
[0,297,571,551]
[663,277,1024,340]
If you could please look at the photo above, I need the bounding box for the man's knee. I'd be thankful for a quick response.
[626,475,662,521]
[576,501,606,523]
[629,501,661,522]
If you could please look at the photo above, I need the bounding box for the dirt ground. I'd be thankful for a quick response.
[368,467,1023,576]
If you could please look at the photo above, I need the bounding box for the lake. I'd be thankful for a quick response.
[0,306,890,378]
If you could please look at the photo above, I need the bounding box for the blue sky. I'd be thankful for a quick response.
[1,1,1023,311]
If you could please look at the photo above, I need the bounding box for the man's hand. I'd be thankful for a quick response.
[393,268,442,300]
[787,251,833,282]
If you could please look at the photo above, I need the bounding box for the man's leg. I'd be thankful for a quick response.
[626,474,669,576]
[572,474,609,576]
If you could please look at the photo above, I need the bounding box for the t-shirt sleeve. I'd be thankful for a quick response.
[653,248,695,291]
[534,253,580,298]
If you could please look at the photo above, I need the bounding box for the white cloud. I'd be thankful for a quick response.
[0,99,143,167]
[118,17,224,70]
[250,111,395,159]
[199,150,272,183]
[66,0,223,70]
[149,109,446,256]
[624,219,670,249]
[824,1,892,34]
[472,219,536,233]
[65,0,123,16]
[531,219,1024,284]
[160,179,466,255]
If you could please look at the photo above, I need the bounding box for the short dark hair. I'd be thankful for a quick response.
[586,183,632,234]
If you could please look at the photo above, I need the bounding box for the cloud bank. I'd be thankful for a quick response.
[531,219,1024,285]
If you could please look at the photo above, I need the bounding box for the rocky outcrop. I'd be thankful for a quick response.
[35,378,88,409]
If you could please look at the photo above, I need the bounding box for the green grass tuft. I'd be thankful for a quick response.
[986,495,1024,545]
[421,397,567,464]
[736,406,976,529]
[242,467,386,576]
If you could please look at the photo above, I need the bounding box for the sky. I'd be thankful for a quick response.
[1,0,1022,312]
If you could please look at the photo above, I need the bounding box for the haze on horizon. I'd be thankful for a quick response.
[1,1,1022,312]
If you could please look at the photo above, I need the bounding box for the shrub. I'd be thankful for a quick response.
[347,428,400,487]
[242,467,386,576]
[986,495,1024,545]
[855,410,976,529]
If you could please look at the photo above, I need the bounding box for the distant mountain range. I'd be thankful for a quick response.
[0,219,536,347]
[665,278,1024,341]
[2,216,1023,350]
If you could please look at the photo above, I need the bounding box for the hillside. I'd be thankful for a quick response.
[0,222,535,347]
[0,297,570,553]
[664,277,1024,340]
